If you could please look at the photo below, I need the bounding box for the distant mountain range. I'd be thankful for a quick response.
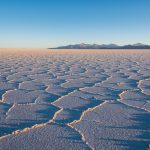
[50,43,150,49]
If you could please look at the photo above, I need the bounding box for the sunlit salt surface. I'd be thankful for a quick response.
[0,49,150,150]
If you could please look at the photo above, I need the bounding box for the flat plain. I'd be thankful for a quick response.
[0,49,150,150]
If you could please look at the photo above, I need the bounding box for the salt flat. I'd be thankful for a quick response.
[0,49,150,150]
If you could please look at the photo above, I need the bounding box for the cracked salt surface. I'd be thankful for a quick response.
[0,49,150,150]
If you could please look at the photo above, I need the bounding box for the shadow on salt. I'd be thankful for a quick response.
[0,104,59,137]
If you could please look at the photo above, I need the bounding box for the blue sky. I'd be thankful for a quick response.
[0,0,150,48]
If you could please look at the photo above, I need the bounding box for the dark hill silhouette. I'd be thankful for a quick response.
[49,43,150,49]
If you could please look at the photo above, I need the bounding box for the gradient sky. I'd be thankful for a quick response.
[0,0,150,48]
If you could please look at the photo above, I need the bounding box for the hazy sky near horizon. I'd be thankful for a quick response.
[0,0,150,48]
